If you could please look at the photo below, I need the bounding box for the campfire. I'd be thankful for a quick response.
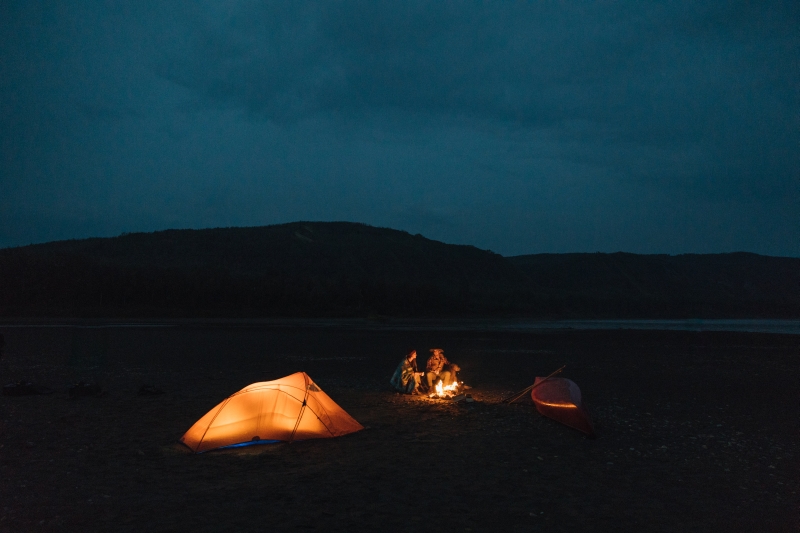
[424,356,470,401]
[429,380,461,399]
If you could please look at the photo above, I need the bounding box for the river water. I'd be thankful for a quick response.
[487,319,800,335]
[1,318,799,335]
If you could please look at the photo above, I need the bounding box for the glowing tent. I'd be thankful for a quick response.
[180,372,364,453]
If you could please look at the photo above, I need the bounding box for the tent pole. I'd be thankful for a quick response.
[289,373,311,443]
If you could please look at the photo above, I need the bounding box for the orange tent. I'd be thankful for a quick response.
[180,372,363,453]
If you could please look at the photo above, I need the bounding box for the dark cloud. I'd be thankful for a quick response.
[159,2,798,197]
[1,1,798,255]
[161,2,797,128]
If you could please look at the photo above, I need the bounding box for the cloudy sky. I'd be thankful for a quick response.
[2,1,798,256]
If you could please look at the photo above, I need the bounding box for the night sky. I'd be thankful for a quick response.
[2,1,798,256]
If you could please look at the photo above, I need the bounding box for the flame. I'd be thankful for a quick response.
[430,380,460,398]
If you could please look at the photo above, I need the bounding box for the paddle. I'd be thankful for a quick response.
[501,365,565,404]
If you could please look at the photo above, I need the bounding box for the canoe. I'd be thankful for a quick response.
[531,377,595,437]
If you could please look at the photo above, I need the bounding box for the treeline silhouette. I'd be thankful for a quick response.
[0,222,797,318]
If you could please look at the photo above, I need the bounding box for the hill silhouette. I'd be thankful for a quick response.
[0,222,797,318]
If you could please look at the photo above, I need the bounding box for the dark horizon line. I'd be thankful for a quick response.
[2,221,798,260]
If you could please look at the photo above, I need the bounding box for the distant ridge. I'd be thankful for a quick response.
[0,222,798,318]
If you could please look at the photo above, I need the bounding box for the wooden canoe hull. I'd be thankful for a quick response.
[531,377,595,437]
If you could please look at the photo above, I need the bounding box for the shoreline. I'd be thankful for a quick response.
[1,317,799,335]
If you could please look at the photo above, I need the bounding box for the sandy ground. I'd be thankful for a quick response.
[0,321,798,532]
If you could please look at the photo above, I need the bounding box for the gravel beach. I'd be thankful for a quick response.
[1,321,797,532]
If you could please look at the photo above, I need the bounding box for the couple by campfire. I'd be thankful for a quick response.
[390,348,461,396]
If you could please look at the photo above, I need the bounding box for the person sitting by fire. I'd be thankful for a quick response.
[390,349,425,395]
[426,348,458,391]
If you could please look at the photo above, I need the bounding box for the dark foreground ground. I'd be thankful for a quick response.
[0,320,798,532]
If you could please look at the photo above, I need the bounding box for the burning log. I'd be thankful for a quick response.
[425,357,467,400]
[429,379,461,399]
[428,374,470,401]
